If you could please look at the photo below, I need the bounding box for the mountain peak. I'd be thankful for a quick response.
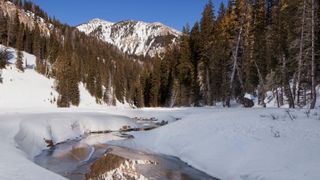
[87,18,114,25]
[77,19,181,57]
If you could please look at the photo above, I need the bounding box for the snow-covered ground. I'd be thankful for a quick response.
[0,107,320,180]
[0,48,58,108]
[114,108,320,180]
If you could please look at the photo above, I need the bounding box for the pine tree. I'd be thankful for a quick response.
[55,39,80,107]
[199,0,215,105]
[0,48,9,69]
[16,50,24,72]
[16,23,24,72]
[176,26,194,106]
[0,12,8,45]
[133,78,144,108]
[252,0,268,106]
[33,23,43,73]
[95,73,103,102]
[149,58,161,107]
[190,22,202,106]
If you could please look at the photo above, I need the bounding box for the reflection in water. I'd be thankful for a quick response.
[34,134,217,180]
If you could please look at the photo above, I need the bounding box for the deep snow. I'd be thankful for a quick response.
[0,108,320,180]
[114,108,320,180]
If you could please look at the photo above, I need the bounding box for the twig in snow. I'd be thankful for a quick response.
[304,110,311,118]
[286,110,295,121]
[270,126,280,138]
[270,114,278,120]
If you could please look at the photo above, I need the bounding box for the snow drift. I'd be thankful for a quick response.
[115,108,320,180]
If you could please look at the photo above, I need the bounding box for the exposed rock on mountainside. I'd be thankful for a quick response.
[77,18,181,57]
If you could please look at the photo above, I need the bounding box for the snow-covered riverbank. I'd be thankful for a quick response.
[115,108,320,180]
[0,107,320,180]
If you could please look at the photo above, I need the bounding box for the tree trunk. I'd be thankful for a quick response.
[310,0,317,109]
[276,88,280,108]
[253,59,266,107]
[282,55,295,108]
[279,87,284,107]
[295,0,307,106]
[227,26,243,107]
[205,66,212,105]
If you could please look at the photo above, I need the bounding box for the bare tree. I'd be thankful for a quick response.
[227,26,243,107]
[295,0,307,106]
[310,0,317,109]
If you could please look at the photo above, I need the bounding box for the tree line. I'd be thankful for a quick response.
[0,0,319,109]
[142,0,319,109]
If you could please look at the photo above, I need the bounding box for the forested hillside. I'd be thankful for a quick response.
[157,0,320,108]
[0,0,158,107]
[0,0,319,108]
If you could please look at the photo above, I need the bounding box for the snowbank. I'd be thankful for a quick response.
[115,108,320,180]
[14,112,137,157]
[0,110,138,180]
[0,112,65,180]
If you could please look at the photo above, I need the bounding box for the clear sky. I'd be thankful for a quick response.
[29,0,227,31]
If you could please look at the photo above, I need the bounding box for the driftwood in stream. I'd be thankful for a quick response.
[44,138,54,148]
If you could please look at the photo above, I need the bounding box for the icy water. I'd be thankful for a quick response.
[34,133,217,180]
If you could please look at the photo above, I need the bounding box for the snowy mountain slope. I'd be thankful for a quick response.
[0,45,128,108]
[77,18,181,57]
[0,47,58,108]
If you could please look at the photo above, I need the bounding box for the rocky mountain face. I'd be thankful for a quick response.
[77,18,181,57]
[0,0,51,35]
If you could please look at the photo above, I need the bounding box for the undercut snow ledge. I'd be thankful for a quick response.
[14,112,137,157]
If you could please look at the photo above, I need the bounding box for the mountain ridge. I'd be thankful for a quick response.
[77,18,181,57]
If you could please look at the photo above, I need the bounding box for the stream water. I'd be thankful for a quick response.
[34,119,218,180]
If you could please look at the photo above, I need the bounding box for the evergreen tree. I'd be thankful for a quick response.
[33,23,44,73]
[16,50,24,72]
[149,58,161,107]
[189,22,202,106]
[16,23,24,72]
[0,12,8,45]
[199,0,215,105]
[252,0,268,106]
[55,40,80,107]
[176,26,194,106]
[0,48,9,69]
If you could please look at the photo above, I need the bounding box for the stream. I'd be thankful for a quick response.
[34,118,218,180]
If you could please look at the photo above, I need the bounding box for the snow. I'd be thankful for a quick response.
[114,108,320,180]
[0,109,139,180]
[0,112,65,180]
[14,112,138,157]
[0,47,58,108]
[77,18,181,57]
[0,105,320,180]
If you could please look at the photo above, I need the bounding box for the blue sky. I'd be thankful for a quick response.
[29,0,227,31]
